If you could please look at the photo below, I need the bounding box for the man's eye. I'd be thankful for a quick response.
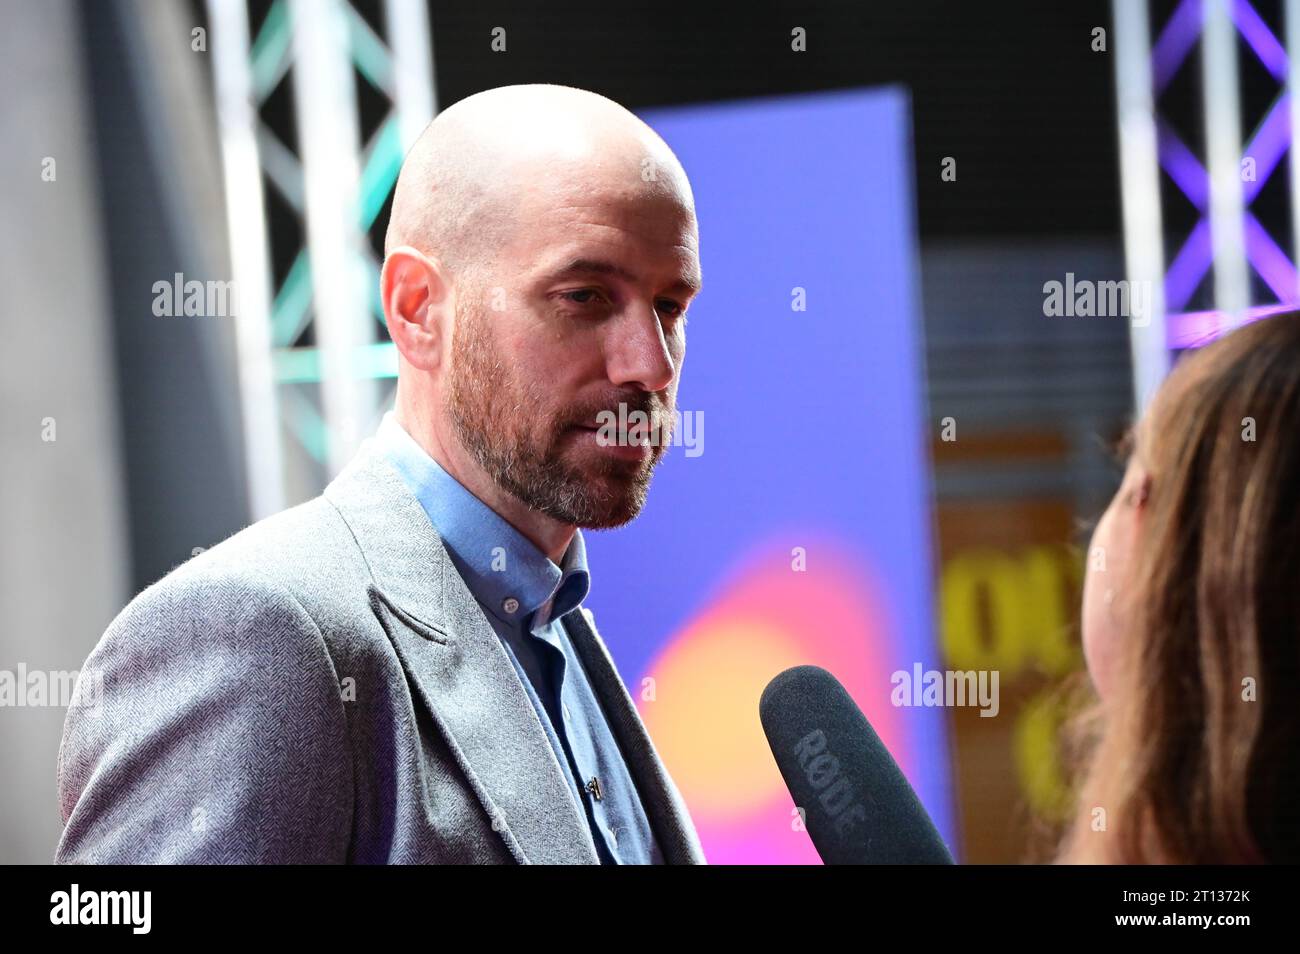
[657,299,685,318]
[560,289,605,305]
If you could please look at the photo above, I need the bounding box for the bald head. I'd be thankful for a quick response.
[381,84,701,548]
[384,84,695,277]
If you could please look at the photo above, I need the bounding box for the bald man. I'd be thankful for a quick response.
[55,85,706,865]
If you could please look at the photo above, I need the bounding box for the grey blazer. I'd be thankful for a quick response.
[54,439,706,864]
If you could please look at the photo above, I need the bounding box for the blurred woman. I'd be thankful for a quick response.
[1060,312,1300,863]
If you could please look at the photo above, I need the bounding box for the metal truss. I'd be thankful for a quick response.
[1115,0,1300,405]
[207,0,435,515]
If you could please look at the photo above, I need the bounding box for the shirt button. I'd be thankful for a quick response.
[502,597,519,614]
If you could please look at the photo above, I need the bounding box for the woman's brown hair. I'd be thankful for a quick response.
[1057,312,1300,863]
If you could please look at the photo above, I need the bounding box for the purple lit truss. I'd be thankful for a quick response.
[1145,0,1300,347]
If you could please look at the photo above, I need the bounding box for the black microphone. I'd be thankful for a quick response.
[759,664,954,864]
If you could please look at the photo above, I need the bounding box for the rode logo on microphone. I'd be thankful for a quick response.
[793,729,867,835]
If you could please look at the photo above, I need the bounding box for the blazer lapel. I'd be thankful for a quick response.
[563,608,708,864]
[325,442,599,864]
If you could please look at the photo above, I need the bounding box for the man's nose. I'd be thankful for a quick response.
[605,304,677,393]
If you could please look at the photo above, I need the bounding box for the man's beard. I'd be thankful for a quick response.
[445,299,673,528]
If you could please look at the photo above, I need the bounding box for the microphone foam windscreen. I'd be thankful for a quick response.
[760,664,954,864]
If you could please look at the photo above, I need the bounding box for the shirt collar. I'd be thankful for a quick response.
[373,411,590,629]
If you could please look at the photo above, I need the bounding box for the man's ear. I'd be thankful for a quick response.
[382,246,450,372]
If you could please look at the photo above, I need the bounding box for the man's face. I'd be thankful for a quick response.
[445,171,700,529]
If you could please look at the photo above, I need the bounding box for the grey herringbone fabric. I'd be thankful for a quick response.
[54,439,706,864]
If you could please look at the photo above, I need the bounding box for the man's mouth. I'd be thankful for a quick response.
[565,423,654,459]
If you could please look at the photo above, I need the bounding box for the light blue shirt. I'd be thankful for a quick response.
[373,412,663,864]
